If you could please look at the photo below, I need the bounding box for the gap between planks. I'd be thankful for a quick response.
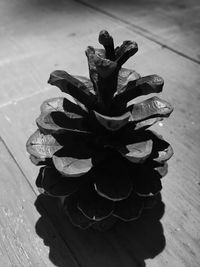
[74,0,200,65]
[0,86,51,109]
[0,136,81,267]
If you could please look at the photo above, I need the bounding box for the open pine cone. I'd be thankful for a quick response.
[26,30,173,230]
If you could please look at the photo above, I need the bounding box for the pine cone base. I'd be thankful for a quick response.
[91,216,118,231]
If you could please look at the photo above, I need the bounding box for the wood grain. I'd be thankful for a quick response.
[0,140,79,267]
[79,0,200,63]
[0,0,157,106]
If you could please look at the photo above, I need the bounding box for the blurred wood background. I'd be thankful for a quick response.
[0,0,199,266]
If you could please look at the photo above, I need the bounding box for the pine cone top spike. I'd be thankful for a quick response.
[98,30,115,61]
[84,30,139,114]
[26,30,174,230]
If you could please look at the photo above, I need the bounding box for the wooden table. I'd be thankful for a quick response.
[0,0,199,266]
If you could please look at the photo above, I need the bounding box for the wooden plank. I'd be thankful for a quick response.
[79,0,200,63]
[0,140,79,267]
[0,47,200,266]
[0,0,157,107]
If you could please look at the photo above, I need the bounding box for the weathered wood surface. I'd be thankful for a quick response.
[0,0,200,266]
[0,140,79,267]
[79,0,200,63]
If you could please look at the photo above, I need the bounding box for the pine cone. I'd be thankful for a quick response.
[26,30,173,230]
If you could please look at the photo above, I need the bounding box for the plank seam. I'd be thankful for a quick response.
[0,86,52,108]
[75,0,200,65]
[0,136,37,195]
[0,136,81,267]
